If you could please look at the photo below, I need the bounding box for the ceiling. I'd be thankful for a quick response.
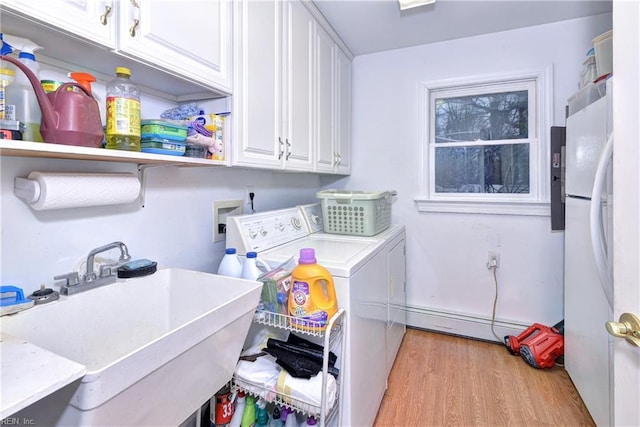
[313,0,612,56]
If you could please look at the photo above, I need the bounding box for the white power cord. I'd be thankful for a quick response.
[488,264,504,343]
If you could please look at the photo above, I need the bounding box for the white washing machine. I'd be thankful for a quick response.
[226,204,406,426]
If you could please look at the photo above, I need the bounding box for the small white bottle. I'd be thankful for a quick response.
[218,248,243,277]
[240,251,269,281]
[228,391,246,427]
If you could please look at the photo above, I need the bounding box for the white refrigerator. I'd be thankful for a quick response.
[564,78,614,427]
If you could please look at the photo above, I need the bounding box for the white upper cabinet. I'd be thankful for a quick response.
[232,0,314,171]
[1,0,117,48]
[334,47,352,174]
[314,25,351,174]
[1,0,232,96]
[117,0,232,94]
[232,0,351,174]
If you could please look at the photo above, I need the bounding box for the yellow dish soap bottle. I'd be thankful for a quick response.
[288,248,338,331]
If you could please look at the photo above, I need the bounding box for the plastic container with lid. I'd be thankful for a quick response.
[217,247,243,278]
[579,55,597,89]
[240,251,270,281]
[106,66,141,151]
[140,137,186,156]
[141,119,188,141]
[5,51,43,141]
[592,30,613,79]
[288,248,338,332]
[0,68,15,120]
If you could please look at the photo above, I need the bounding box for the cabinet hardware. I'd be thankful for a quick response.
[285,139,291,160]
[278,137,284,160]
[100,5,112,25]
[129,0,141,37]
[129,19,140,37]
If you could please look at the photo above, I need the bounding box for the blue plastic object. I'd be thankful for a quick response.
[1,285,34,315]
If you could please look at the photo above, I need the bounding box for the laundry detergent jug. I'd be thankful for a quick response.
[288,248,338,331]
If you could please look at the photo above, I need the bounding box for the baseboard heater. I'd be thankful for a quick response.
[399,304,530,343]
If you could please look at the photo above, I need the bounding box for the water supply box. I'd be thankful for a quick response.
[316,189,393,236]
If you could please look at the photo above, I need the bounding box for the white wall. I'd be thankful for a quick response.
[1,156,322,295]
[343,13,612,340]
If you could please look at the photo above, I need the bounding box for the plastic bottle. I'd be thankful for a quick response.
[240,394,256,427]
[2,34,44,142]
[255,399,268,427]
[0,68,15,120]
[241,252,270,281]
[218,248,243,277]
[269,406,283,427]
[228,391,246,427]
[106,66,141,151]
[210,383,234,427]
[281,408,296,427]
[288,248,338,332]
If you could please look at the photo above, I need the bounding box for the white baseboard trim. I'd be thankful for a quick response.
[403,304,531,343]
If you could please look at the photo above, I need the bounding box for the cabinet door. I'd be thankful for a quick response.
[335,47,352,175]
[231,0,284,169]
[282,0,314,171]
[1,0,117,48]
[315,25,336,173]
[117,0,232,93]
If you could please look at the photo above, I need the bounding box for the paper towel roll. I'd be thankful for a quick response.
[24,172,141,210]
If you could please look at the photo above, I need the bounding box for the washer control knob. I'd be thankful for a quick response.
[260,228,268,236]
[277,222,285,231]
[248,230,257,239]
[311,214,321,224]
[291,217,301,229]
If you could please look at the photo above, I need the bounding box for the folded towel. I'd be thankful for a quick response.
[234,355,280,401]
[276,369,337,411]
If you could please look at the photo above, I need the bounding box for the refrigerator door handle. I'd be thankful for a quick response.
[590,133,614,308]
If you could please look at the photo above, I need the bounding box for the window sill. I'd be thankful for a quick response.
[414,198,550,216]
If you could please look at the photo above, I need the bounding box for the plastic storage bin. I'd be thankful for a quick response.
[567,77,607,117]
[140,137,186,156]
[592,30,612,79]
[316,189,393,236]
[141,120,188,141]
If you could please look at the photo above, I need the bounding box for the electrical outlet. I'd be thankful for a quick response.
[487,251,500,269]
[246,185,254,205]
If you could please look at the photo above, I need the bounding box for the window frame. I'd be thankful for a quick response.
[415,67,553,216]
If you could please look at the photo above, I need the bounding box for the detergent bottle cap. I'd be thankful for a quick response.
[68,72,96,94]
[299,248,317,264]
[225,248,237,254]
[247,251,257,259]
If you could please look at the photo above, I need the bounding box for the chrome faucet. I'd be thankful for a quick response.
[84,241,131,282]
[54,241,131,295]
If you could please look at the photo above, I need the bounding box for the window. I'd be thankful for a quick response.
[416,68,552,215]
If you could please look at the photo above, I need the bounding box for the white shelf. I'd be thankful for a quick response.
[232,309,346,427]
[0,140,226,167]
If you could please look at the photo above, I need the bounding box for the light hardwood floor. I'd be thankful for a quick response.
[374,328,595,426]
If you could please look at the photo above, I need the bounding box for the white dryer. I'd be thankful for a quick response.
[226,205,406,426]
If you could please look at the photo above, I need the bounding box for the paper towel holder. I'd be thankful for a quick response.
[14,172,142,210]
[14,177,42,204]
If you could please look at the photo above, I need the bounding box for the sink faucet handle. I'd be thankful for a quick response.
[54,272,80,287]
[99,263,118,278]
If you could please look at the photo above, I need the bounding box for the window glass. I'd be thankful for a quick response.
[435,90,529,143]
[434,144,530,194]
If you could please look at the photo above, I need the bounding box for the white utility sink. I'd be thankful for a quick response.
[1,268,262,426]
